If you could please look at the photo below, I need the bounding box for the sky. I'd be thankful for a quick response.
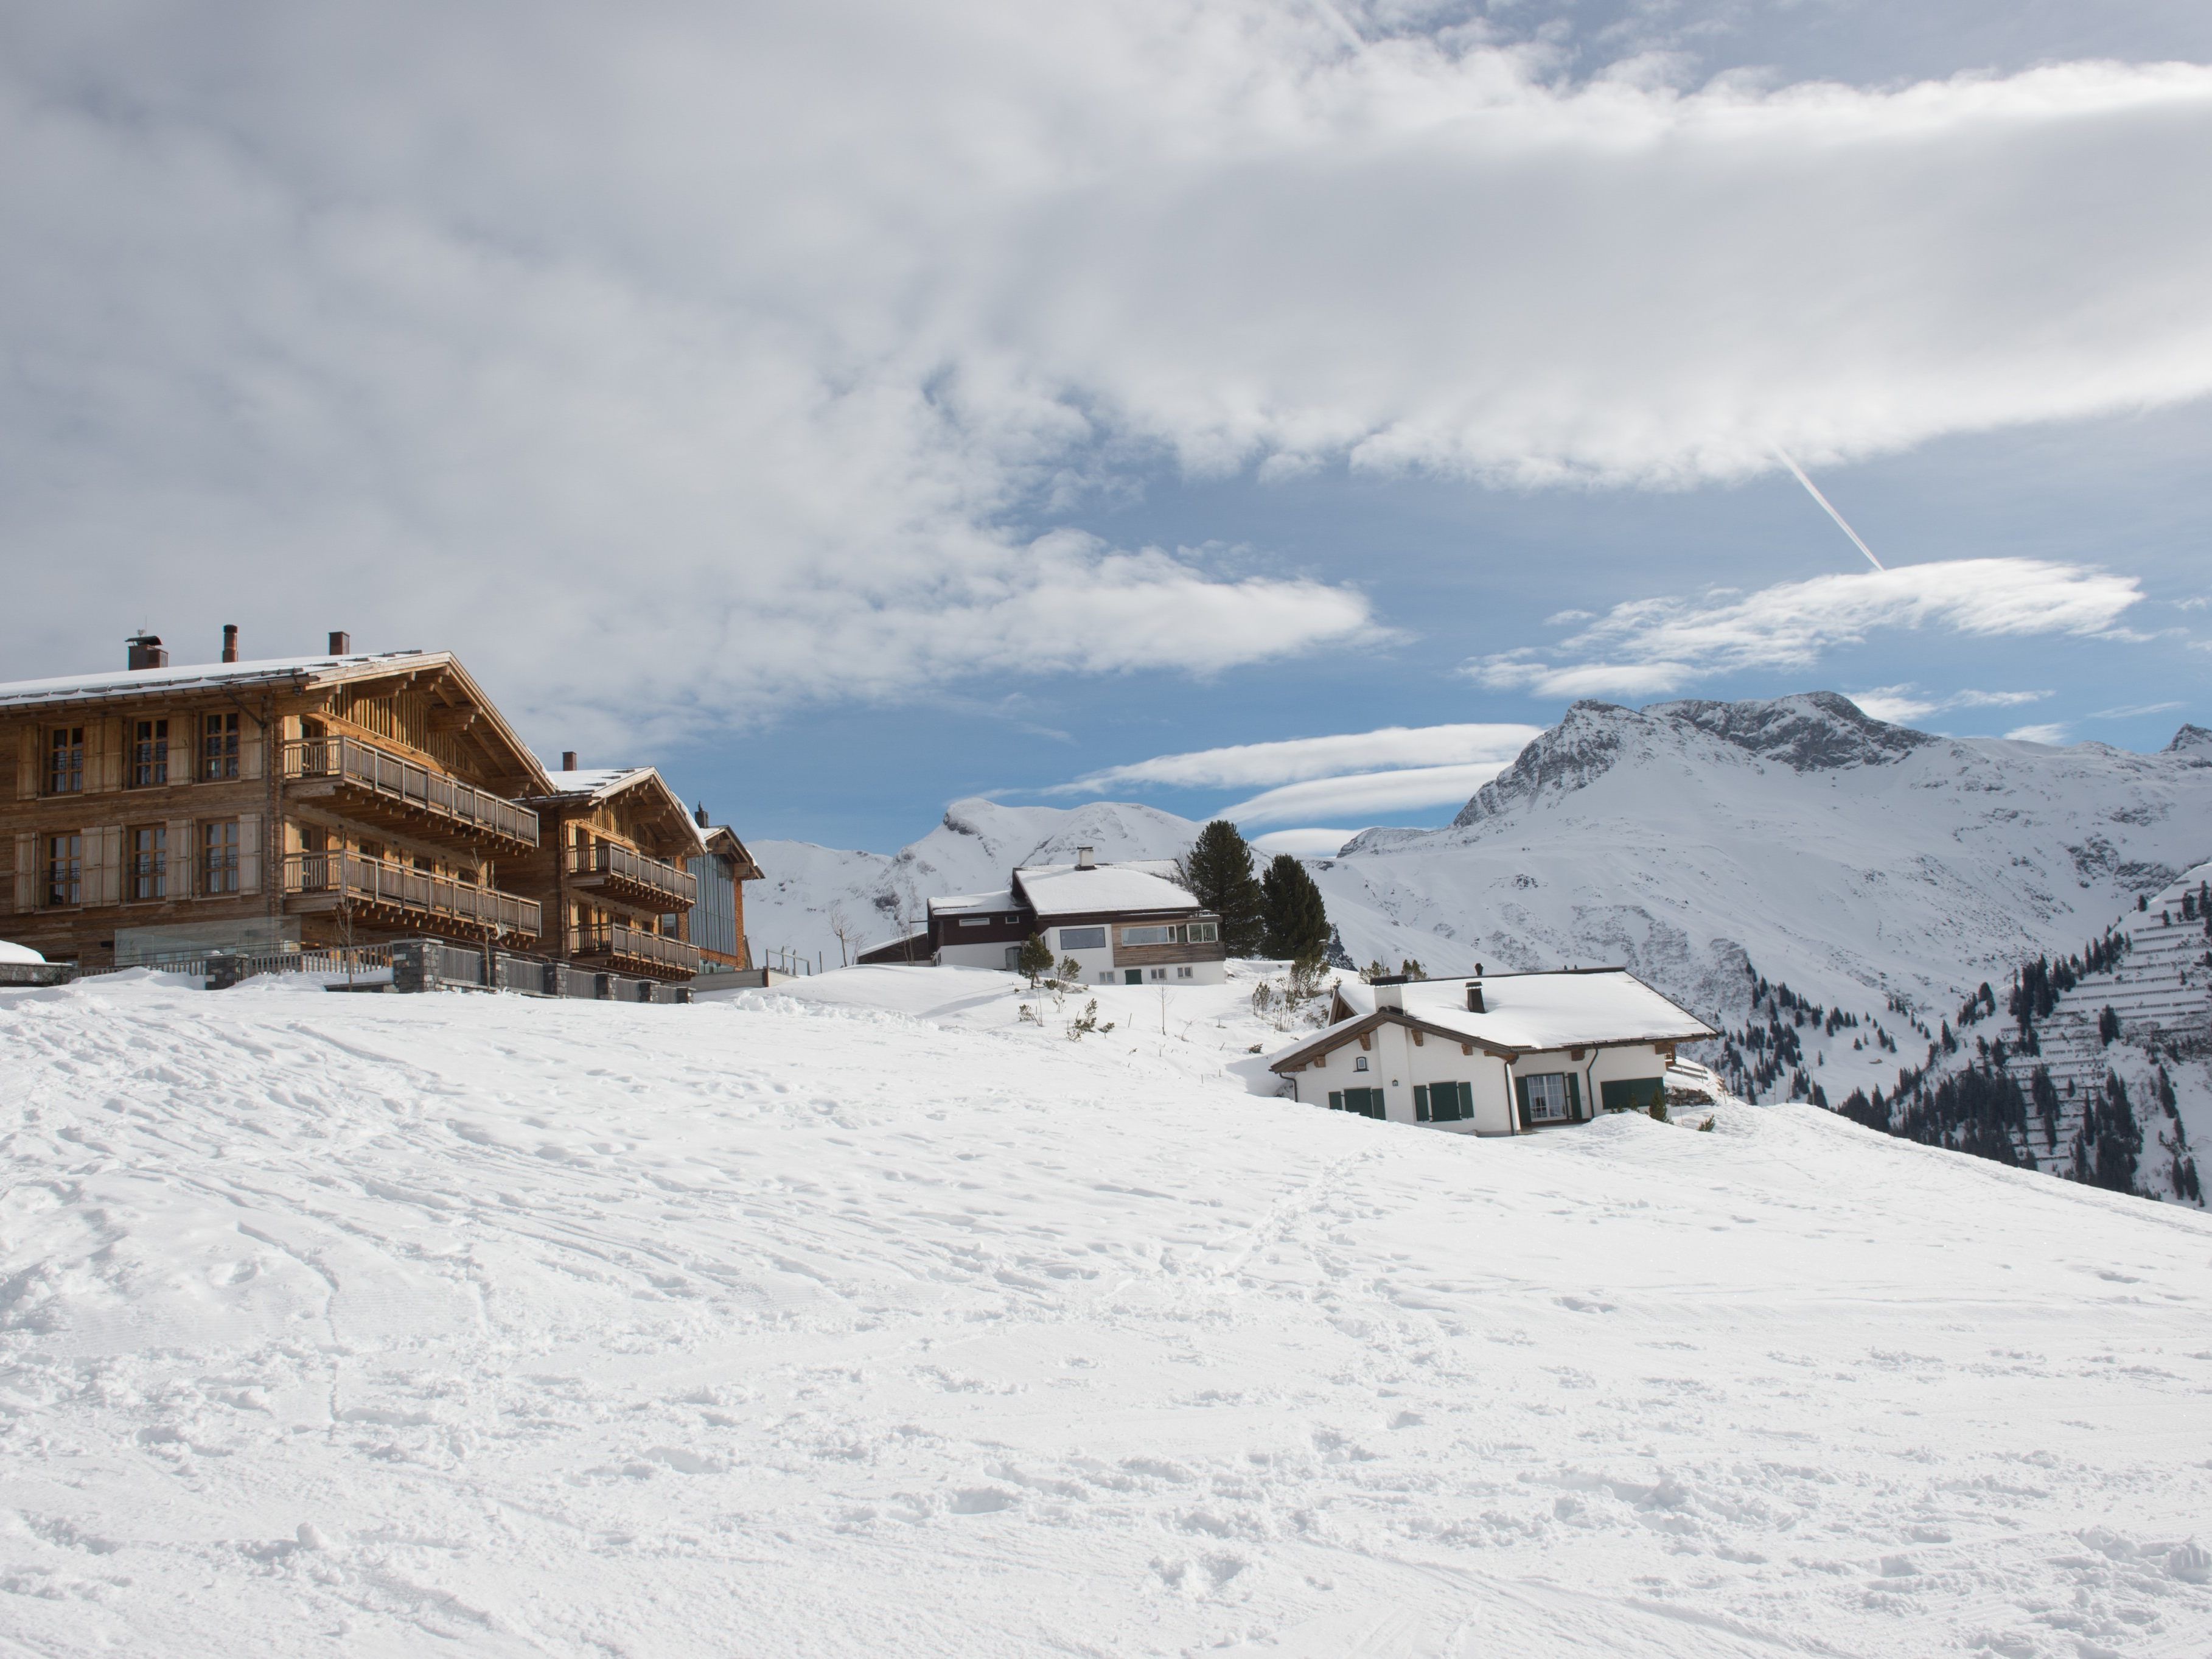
[2,0,2210,854]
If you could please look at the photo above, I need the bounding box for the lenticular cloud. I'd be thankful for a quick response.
[1475,558,2143,697]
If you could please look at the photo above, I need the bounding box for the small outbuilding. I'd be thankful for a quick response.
[1268,968,1716,1134]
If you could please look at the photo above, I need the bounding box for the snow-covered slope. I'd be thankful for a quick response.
[1317,693,2212,1046]
[747,797,1203,966]
[7,973,2212,1656]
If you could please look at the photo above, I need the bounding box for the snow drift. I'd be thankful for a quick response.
[4,970,2211,1656]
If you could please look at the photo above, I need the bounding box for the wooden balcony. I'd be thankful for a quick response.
[282,736,540,854]
[574,920,700,981]
[567,841,698,910]
[284,852,541,946]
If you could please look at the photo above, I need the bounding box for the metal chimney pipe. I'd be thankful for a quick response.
[221,623,239,663]
[327,630,351,655]
[1466,982,1485,1013]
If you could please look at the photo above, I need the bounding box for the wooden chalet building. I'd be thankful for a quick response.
[0,629,748,985]
[508,762,711,982]
[875,847,1227,985]
[0,630,551,971]
[685,808,763,971]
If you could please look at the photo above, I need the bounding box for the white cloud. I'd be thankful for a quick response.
[1053,722,1541,794]
[1850,685,2049,725]
[1250,827,1367,856]
[1,9,2208,739]
[2088,700,2185,719]
[1222,762,1512,826]
[1471,559,2138,698]
[2004,722,2072,744]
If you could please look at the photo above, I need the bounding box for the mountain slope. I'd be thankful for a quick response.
[746,797,1204,966]
[1317,693,2211,1026]
[6,974,2212,1655]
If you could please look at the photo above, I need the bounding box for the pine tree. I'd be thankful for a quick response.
[1259,854,1330,965]
[1179,820,1266,957]
[1016,932,1053,987]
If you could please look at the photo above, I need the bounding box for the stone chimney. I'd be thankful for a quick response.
[1075,845,1095,870]
[561,750,579,772]
[1372,974,1408,1011]
[327,630,351,655]
[694,803,710,828]
[221,623,239,663]
[125,633,167,671]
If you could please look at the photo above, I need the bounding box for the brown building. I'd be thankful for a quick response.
[0,630,733,984]
[508,764,710,982]
[1,632,553,970]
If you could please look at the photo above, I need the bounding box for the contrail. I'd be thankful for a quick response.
[1773,447,1885,572]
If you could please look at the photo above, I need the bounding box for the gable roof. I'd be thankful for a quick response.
[928,889,1019,917]
[697,825,762,880]
[0,649,553,797]
[520,765,705,853]
[1011,861,1199,918]
[1268,968,1715,1072]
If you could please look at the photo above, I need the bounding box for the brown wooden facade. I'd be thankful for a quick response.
[0,640,553,970]
[509,768,707,981]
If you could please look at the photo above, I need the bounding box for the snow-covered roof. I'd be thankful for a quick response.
[532,767,652,798]
[1269,969,1714,1069]
[927,889,1018,917]
[1013,861,1198,918]
[0,939,46,965]
[0,651,440,710]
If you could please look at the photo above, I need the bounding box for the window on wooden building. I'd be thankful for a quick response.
[129,719,169,787]
[44,833,83,906]
[128,826,167,900]
[45,728,85,795]
[201,712,241,780]
[203,820,240,895]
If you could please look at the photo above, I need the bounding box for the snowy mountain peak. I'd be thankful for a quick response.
[1450,692,1929,830]
[1645,691,1935,772]
[2168,723,2212,758]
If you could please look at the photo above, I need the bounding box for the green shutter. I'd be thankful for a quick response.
[1566,1074,1583,1121]
[1515,1074,1531,1130]
[1414,1084,1431,1122]
[1329,1091,1343,1112]
[1456,1080,1474,1122]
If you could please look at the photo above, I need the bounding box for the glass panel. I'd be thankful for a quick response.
[46,834,82,906]
[1185,922,1218,943]
[1525,1073,1571,1121]
[1057,926,1106,951]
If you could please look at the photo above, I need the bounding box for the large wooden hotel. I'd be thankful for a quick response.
[0,628,758,979]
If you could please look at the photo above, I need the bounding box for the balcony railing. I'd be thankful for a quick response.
[284,851,541,942]
[576,920,700,979]
[566,840,699,907]
[282,736,540,850]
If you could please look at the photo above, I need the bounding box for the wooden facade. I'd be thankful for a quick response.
[0,639,553,971]
[508,767,708,981]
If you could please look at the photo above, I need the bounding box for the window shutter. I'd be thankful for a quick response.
[166,719,193,784]
[1328,1091,1343,1112]
[167,819,195,898]
[1566,1074,1583,1121]
[92,719,124,792]
[237,812,263,894]
[239,716,264,781]
[14,729,34,800]
[1413,1084,1430,1122]
[1514,1074,1532,1130]
[1460,1081,1474,1121]
[7,832,31,913]
[85,825,122,906]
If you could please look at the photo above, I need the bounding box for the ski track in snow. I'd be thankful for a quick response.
[2,972,2211,1656]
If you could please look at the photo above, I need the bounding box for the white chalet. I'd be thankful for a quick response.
[1268,969,1717,1134]
[909,847,1227,985]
